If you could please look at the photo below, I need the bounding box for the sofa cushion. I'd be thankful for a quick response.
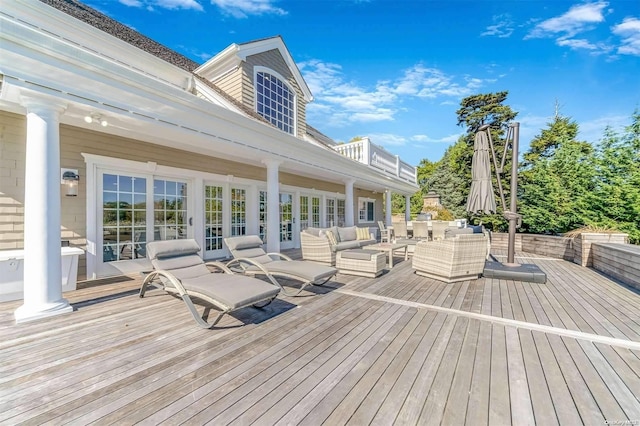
[444,227,474,239]
[334,240,361,251]
[305,227,322,237]
[338,226,358,242]
[340,249,374,261]
[357,239,377,247]
[356,227,370,240]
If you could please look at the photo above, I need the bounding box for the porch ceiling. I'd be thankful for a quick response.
[0,2,418,195]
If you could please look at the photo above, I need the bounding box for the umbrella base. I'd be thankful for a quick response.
[483,261,547,283]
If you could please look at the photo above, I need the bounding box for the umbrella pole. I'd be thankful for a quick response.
[506,122,520,266]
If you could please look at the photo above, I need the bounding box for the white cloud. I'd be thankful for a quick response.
[578,114,631,143]
[524,2,616,54]
[368,133,407,147]
[119,0,204,10]
[302,60,495,127]
[209,0,287,18]
[612,17,640,56]
[482,14,515,38]
[410,133,462,144]
[526,1,608,39]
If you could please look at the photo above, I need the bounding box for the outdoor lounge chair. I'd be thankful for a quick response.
[140,239,280,328]
[224,235,338,296]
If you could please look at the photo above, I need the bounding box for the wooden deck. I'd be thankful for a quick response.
[1,249,640,425]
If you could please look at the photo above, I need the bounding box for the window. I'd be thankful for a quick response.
[337,199,346,227]
[255,71,295,134]
[259,191,267,243]
[102,174,147,262]
[311,196,321,227]
[326,198,335,227]
[154,179,188,241]
[204,185,223,251]
[231,188,246,237]
[300,196,309,230]
[358,198,375,223]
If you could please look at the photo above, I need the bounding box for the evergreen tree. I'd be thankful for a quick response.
[592,110,640,243]
[455,91,517,229]
[519,114,596,234]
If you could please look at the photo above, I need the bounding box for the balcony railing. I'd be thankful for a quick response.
[333,137,416,184]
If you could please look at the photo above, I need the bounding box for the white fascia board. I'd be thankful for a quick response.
[3,0,193,91]
[194,44,241,81]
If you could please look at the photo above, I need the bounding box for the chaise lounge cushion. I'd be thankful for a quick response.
[182,273,279,309]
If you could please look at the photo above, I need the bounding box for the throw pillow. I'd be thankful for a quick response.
[356,227,370,240]
[325,230,338,246]
[338,226,358,242]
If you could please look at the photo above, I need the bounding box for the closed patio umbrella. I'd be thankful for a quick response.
[466,129,496,214]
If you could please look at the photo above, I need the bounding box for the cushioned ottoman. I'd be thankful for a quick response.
[336,249,386,278]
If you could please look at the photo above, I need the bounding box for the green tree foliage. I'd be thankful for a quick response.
[590,111,640,243]
[455,91,517,230]
[519,114,597,235]
[427,140,468,219]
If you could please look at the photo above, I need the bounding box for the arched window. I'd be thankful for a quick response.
[255,70,295,134]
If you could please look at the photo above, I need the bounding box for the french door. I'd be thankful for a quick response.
[280,192,294,249]
[99,171,190,276]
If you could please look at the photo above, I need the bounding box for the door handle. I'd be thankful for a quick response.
[189,217,193,226]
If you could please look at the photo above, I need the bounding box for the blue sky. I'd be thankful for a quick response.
[93,0,639,165]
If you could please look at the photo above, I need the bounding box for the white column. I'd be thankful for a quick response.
[262,159,281,253]
[385,189,392,226]
[15,96,72,323]
[405,195,411,222]
[344,179,355,226]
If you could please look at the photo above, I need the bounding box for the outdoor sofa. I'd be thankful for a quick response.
[300,225,377,266]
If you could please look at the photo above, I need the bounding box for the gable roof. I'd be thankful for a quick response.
[195,36,313,102]
[38,0,200,72]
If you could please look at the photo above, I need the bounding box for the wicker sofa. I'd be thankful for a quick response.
[300,226,376,265]
[412,233,489,283]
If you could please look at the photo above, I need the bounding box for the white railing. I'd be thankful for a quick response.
[334,137,416,184]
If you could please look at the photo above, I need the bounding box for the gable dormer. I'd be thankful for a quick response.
[195,36,313,139]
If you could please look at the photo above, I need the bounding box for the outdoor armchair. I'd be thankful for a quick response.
[140,239,280,328]
[391,220,408,239]
[378,220,391,243]
[225,235,338,296]
[412,220,430,240]
[412,233,489,283]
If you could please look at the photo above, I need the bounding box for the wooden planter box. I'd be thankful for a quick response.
[592,243,640,290]
[572,233,629,267]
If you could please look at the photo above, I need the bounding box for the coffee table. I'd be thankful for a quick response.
[365,242,408,268]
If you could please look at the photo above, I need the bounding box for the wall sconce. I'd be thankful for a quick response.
[84,113,108,127]
[61,169,79,197]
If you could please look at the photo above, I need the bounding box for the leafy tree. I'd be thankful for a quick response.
[519,114,596,234]
[456,91,518,133]
[427,140,468,219]
[455,91,517,229]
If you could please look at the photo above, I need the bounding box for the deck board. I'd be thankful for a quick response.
[1,248,640,424]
